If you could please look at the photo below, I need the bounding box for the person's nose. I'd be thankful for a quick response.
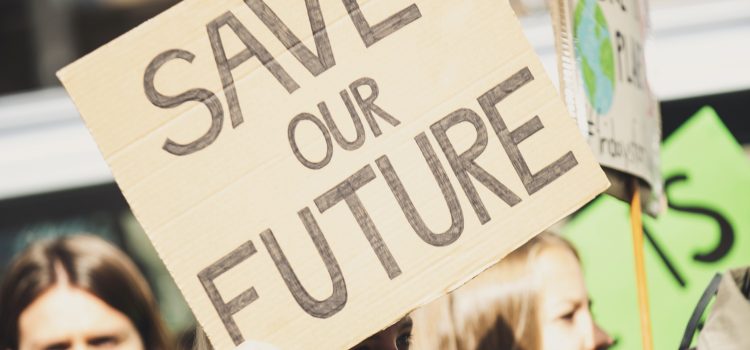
[71,340,87,350]
[581,311,613,350]
[591,322,613,350]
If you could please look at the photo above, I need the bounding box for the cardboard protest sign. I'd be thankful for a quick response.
[58,0,609,348]
[551,0,663,213]
[565,107,750,350]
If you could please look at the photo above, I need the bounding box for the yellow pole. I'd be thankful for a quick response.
[630,179,653,350]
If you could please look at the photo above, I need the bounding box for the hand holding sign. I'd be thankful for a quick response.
[58,0,608,348]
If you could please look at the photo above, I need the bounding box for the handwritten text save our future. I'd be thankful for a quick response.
[142,1,579,345]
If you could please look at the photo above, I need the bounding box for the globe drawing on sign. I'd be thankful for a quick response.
[574,0,615,115]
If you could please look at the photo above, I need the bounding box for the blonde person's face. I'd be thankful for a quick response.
[18,284,144,350]
[537,246,613,350]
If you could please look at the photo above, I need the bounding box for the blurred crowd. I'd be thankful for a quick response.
[1,0,748,349]
[0,231,612,350]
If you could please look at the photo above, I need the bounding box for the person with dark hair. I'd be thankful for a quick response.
[0,234,173,350]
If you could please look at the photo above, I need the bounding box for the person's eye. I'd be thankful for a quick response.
[44,342,70,350]
[559,310,575,322]
[88,336,119,347]
[396,331,412,349]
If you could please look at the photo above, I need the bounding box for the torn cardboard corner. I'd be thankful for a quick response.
[58,0,608,348]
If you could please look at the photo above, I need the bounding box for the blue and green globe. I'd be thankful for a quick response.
[574,0,615,115]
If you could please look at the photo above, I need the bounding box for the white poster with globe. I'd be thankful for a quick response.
[551,0,662,200]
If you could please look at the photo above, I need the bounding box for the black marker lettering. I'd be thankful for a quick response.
[615,30,625,83]
[350,77,400,137]
[666,174,735,263]
[431,108,521,224]
[478,67,578,195]
[642,224,687,287]
[314,165,402,279]
[144,49,224,156]
[245,0,335,75]
[343,0,422,48]
[288,112,334,169]
[318,92,365,150]
[260,208,347,318]
[208,11,298,127]
[198,240,259,345]
[375,133,463,246]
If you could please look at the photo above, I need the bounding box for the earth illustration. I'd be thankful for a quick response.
[574,0,615,115]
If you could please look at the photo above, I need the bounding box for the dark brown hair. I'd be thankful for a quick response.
[0,234,173,350]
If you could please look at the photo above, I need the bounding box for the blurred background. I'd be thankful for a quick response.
[0,0,748,347]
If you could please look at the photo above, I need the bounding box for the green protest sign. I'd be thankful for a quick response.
[564,107,750,350]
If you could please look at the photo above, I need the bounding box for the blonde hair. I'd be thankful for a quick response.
[411,232,578,350]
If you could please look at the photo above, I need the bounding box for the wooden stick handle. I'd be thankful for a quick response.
[630,179,653,350]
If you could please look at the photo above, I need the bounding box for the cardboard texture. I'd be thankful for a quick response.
[565,107,750,350]
[58,1,609,348]
[550,0,663,214]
